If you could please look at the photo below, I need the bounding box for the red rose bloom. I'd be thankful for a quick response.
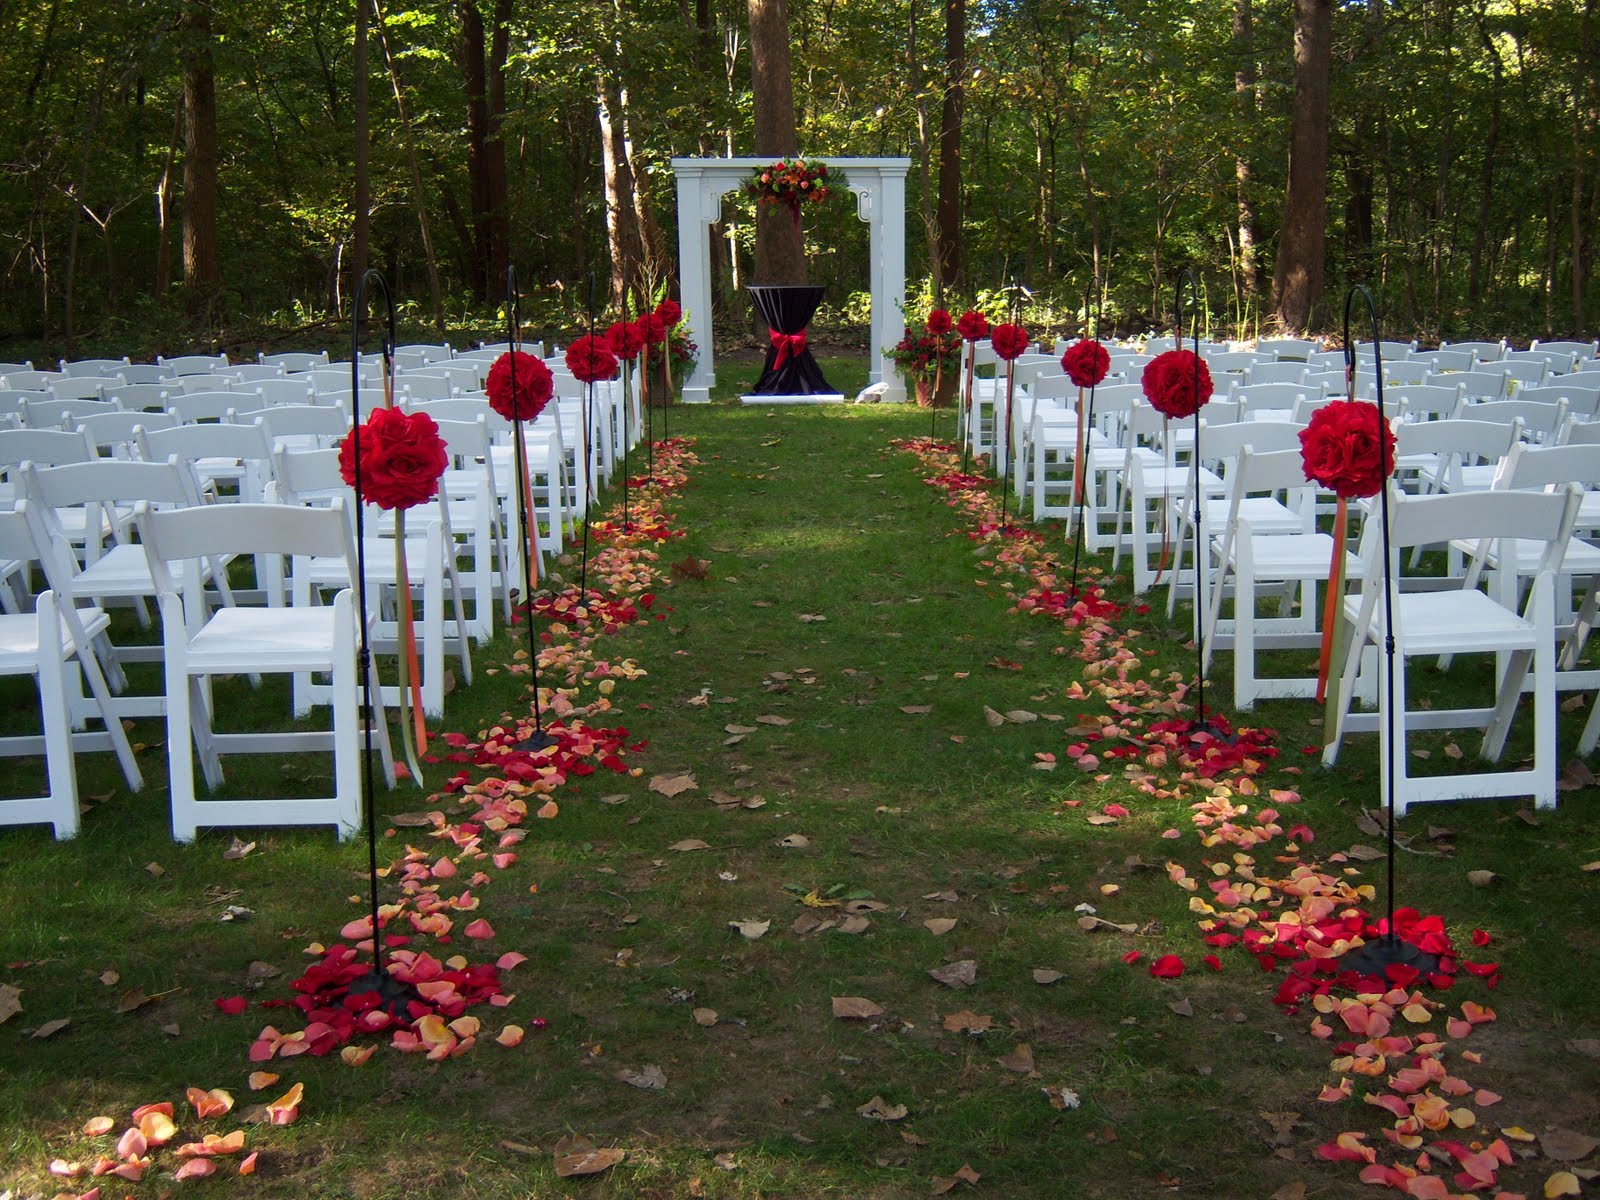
[1298,399,1396,498]
[926,308,953,336]
[990,323,1030,361]
[1142,349,1213,419]
[485,349,553,421]
[565,334,619,383]
[655,299,683,328]
[956,310,990,342]
[605,320,645,360]
[339,406,449,511]
[1061,338,1110,388]
[636,312,667,346]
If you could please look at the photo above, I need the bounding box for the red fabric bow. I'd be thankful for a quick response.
[770,330,808,368]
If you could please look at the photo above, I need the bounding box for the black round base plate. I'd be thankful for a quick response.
[1338,934,1439,979]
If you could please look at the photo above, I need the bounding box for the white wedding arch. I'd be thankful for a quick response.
[669,156,911,403]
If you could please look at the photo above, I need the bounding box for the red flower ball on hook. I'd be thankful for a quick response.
[605,320,645,361]
[926,308,953,336]
[565,334,619,383]
[956,310,990,342]
[485,349,553,422]
[655,299,683,328]
[990,323,1031,361]
[1298,399,1396,499]
[338,406,449,511]
[1061,338,1110,388]
[636,312,668,346]
[1142,349,1213,419]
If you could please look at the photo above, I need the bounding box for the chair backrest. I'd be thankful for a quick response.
[1256,337,1319,361]
[174,373,239,395]
[1394,418,1521,492]
[1204,351,1261,374]
[1376,486,1575,563]
[1494,440,1600,493]
[1505,348,1576,374]
[138,418,274,477]
[396,374,454,402]
[404,397,503,429]
[1459,398,1568,442]
[1414,348,1479,372]
[247,378,317,407]
[1242,361,1309,386]
[116,364,178,385]
[104,383,177,412]
[1559,417,1600,447]
[0,369,63,391]
[218,363,286,384]
[141,499,355,596]
[46,376,113,401]
[1223,445,1320,520]
[1440,339,1505,363]
[157,352,229,375]
[165,390,246,423]
[259,350,331,373]
[1197,419,1306,469]
[1428,370,1507,403]
[69,409,179,454]
[0,360,34,375]
[1381,361,1432,387]
[23,455,201,511]
[23,395,123,429]
[1387,382,1464,421]
[251,404,350,447]
[395,343,454,365]
[58,358,130,378]
[271,446,347,506]
[1488,359,1548,387]
[1531,338,1599,360]
[1231,381,1322,418]
[0,428,95,468]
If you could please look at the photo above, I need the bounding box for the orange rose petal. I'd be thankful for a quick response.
[496,1025,524,1048]
[496,952,528,971]
[340,1044,376,1066]
[81,1117,114,1137]
[239,1151,258,1176]
[248,1071,280,1091]
[115,1128,147,1160]
[49,1159,84,1178]
[464,918,495,940]
[172,1158,216,1181]
[139,1111,176,1146]
[130,1102,173,1122]
[265,1082,303,1127]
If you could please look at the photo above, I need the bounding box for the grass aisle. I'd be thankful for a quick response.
[2,390,1598,1199]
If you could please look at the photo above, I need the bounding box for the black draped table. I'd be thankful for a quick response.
[747,284,837,396]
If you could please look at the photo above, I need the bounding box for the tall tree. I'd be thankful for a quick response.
[597,70,644,305]
[353,0,370,306]
[936,0,965,294]
[1272,0,1332,332]
[180,0,222,320]
[459,0,511,300]
[748,0,805,284]
[1232,0,1259,299]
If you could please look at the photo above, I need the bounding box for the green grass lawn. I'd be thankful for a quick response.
[2,354,1598,1198]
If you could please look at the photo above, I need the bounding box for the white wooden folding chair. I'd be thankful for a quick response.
[1323,485,1580,815]
[1110,402,1222,594]
[141,499,394,841]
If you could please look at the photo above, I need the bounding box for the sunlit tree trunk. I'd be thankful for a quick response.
[1272,0,1331,333]
[180,1,222,320]
[1233,0,1259,298]
[936,0,964,294]
[748,0,805,284]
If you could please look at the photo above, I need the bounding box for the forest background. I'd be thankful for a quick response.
[1,0,1595,360]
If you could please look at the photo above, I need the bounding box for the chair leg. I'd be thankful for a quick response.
[1380,647,1410,818]
[36,596,81,839]
[165,629,199,844]
[332,591,363,841]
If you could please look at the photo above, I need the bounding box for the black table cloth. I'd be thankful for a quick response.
[747,284,835,395]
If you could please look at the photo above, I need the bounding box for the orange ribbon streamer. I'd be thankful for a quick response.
[1314,496,1349,705]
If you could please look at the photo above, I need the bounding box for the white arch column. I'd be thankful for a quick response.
[670,156,910,403]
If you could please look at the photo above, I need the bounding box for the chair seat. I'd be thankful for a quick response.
[0,605,110,667]
[1202,496,1302,535]
[1448,535,1600,575]
[186,606,341,672]
[1343,589,1536,655]
[298,537,433,588]
[1227,532,1355,578]
[1132,463,1223,494]
[77,544,210,596]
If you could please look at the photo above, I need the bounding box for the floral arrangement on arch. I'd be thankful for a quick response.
[885,308,962,382]
[744,158,846,211]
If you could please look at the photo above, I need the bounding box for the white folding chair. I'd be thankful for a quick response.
[156,352,229,376]
[137,419,276,504]
[58,357,130,378]
[141,500,394,841]
[24,395,122,430]
[1110,402,1224,595]
[259,350,331,373]
[1200,447,1355,709]
[1323,486,1580,815]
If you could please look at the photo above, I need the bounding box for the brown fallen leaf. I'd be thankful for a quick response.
[1085,814,1119,826]
[1514,808,1541,827]
[1345,844,1386,861]
[928,960,978,989]
[997,1043,1035,1073]
[669,838,710,852]
[693,1008,719,1027]
[1567,1038,1600,1061]
[1580,862,1600,874]
[1032,968,1064,985]
[1077,915,1139,934]
[901,705,933,715]
[222,837,256,860]
[1355,811,1385,836]
[1042,1085,1081,1110]
[942,1009,992,1034]
[1466,869,1500,887]
[389,811,435,827]
[835,915,870,934]
[1559,757,1597,791]
[728,918,770,940]
[931,1164,982,1194]
[671,556,710,580]
[775,833,810,849]
[1269,1184,1308,1200]
[756,714,793,726]
[901,1129,929,1147]
[857,1095,908,1121]
[617,1064,667,1091]
[1003,709,1038,723]
[1168,998,1194,1018]
[982,706,1006,727]
[924,918,957,936]
[32,1017,70,1039]
[553,1138,625,1178]
[1542,1130,1600,1162]
[145,862,165,878]
[924,890,959,902]
[832,996,885,1020]
[0,983,20,1025]
[649,772,699,798]
[117,988,160,1014]
[98,969,119,986]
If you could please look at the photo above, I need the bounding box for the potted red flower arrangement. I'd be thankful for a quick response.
[886,308,962,407]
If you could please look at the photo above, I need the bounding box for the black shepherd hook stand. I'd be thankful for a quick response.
[959,304,977,478]
[1067,278,1100,597]
[506,265,558,754]
[1335,284,1437,981]
[1174,268,1226,742]
[578,273,596,601]
[620,288,632,534]
[345,268,422,1015]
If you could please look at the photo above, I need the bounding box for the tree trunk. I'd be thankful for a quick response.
[155,93,182,295]
[936,0,964,293]
[460,1,489,298]
[373,0,446,333]
[1271,0,1332,333]
[910,0,941,299]
[748,0,805,284]
[180,1,222,320]
[353,0,370,303]
[1467,25,1501,303]
[1233,0,1259,297]
[597,71,644,307]
[1573,0,1593,333]
[485,0,511,292]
